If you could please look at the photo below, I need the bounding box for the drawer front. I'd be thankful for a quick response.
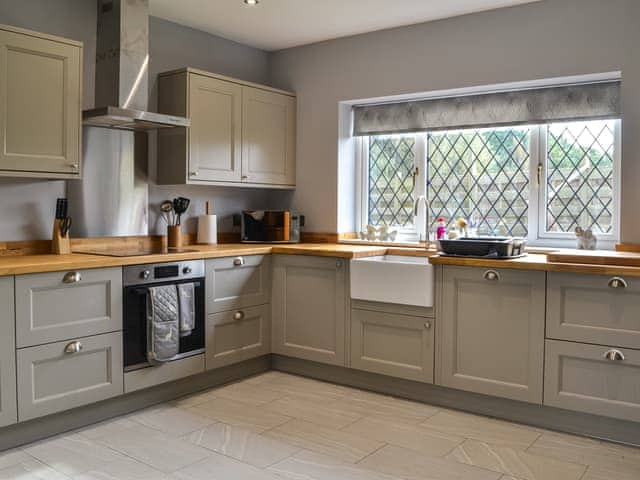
[544,339,640,422]
[351,307,434,383]
[206,304,270,369]
[15,267,122,348]
[17,332,123,421]
[547,272,640,348]
[206,255,270,314]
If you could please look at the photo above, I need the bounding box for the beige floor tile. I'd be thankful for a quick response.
[0,448,33,469]
[76,417,139,440]
[0,457,70,480]
[243,371,294,386]
[342,414,464,457]
[264,419,385,463]
[421,411,541,449]
[253,373,352,403]
[264,395,364,429]
[329,389,440,422]
[187,397,291,432]
[527,431,640,477]
[129,406,215,436]
[170,388,218,408]
[359,444,502,480]
[23,433,124,476]
[72,457,173,479]
[446,439,586,480]
[182,422,301,468]
[212,381,286,406]
[96,425,211,473]
[173,452,283,480]
[581,465,640,480]
[268,449,401,480]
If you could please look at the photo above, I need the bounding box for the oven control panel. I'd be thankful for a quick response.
[123,260,205,286]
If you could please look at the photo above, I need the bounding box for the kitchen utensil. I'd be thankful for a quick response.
[160,200,174,225]
[60,217,72,236]
[172,197,190,226]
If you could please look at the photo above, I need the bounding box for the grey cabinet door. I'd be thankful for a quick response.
[439,266,545,403]
[17,331,123,421]
[351,306,434,383]
[544,339,640,422]
[0,277,17,428]
[547,272,640,349]
[206,304,270,370]
[15,267,122,348]
[206,255,270,314]
[272,255,346,366]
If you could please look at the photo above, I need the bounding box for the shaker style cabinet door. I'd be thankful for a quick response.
[241,87,296,186]
[188,74,243,182]
[272,255,346,366]
[0,277,17,428]
[438,266,545,403]
[0,27,81,177]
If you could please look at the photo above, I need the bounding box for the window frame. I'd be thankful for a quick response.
[355,120,621,248]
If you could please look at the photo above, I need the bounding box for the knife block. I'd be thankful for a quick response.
[51,219,71,254]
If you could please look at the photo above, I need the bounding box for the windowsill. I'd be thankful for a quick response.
[339,238,438,250]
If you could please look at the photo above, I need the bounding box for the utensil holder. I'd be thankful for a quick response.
[51,219,71,254]
[167,225,182,250]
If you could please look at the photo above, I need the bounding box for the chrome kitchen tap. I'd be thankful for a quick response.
[413,195,431,244]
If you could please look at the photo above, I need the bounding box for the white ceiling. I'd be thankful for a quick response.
[149,0,541,51]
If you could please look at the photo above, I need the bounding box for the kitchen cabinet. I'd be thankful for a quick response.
[0,25,82,178]
[17,331,123,421]
[438,266,545,403]
[158,68,296,188]
[547,272,640,349]
[205,255,271,314]
[544,339,640,422]
[0,277,17,428]
[206,304,270,369]
[272,255,347,366]
[351,300,434,383]
[15,267,122,348]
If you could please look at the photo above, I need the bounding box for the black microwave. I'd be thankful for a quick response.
[240,210,304,243]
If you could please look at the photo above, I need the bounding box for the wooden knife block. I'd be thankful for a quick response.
[51,219,71,254]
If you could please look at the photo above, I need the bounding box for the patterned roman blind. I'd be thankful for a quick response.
[352,81,621,136]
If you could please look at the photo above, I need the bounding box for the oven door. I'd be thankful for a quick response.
[123,278,205,371]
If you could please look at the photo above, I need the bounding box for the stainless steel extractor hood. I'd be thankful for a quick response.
[82,0,189,131]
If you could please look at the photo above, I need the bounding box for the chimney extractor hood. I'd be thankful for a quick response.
[83,0,189,131]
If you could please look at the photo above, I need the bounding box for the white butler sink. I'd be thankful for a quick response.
[350,255,434,307]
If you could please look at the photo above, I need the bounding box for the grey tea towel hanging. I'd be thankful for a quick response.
[147,285,180,363]
[178,282,196,337]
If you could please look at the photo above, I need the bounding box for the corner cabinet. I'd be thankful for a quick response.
[0,25,82,178]
[0,277,17,428]
[158,68,296,188]
[271,255,347,366]
[437,265,545,404]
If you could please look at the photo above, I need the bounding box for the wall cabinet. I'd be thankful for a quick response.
[351,300,434,383]
[272,255,347,366]
[158,68,296,188]
[0,277,17,428]
[0,25,82,178]
[438,266,545,403]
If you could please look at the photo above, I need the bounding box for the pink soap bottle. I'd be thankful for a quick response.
[436,217,447,240]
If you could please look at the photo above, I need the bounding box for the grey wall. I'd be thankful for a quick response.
[269,0,640,242]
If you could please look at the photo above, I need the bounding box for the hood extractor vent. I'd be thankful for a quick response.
[83,0,189,131]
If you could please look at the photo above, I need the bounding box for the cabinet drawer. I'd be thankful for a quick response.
[544,339,640,422]
[15,267,122,348]
[17,332,123,421]
[351,307,434,383]
[206,304,270,369]
[547,272,640,348]
[206,255,270,313]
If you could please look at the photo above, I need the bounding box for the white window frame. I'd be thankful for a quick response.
[356,120,621,248]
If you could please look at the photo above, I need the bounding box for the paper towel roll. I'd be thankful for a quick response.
[197,215,217,244]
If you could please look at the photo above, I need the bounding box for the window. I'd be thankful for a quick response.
[357,119,620,246]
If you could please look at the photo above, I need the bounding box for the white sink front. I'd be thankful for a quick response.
[350,255,434,307]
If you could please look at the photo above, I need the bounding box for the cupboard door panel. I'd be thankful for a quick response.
[0,277,17,428]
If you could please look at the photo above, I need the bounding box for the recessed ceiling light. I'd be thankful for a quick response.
[244,0,259,5]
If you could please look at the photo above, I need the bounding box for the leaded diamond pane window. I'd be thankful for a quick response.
[545,120,616,234]
[368,135,416,227]
[427,127,531,236]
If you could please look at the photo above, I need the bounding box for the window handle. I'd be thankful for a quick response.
[411,166,419,191]
[536,163,543,186]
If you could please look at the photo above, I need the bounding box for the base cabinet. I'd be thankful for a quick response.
[272,255,347,366]
[351,302,434,383]
[206,304,270,369]
[438,266,545,403]
[0,277,17,428]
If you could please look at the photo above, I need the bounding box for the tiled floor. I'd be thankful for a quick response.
[1,371,639,479]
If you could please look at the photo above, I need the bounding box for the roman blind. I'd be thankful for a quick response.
[352,81,621,136]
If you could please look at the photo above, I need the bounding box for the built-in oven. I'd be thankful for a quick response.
[123,260,205,372]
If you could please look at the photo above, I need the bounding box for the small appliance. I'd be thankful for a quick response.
[240,210,304,243]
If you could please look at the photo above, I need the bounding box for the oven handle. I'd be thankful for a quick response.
[130,280,203,296]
